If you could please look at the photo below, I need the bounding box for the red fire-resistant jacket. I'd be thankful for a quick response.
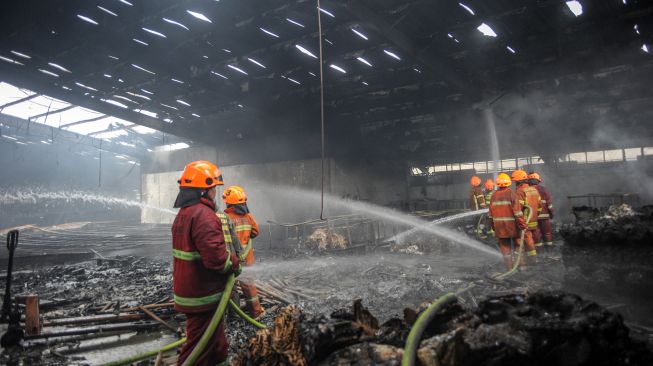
[488,187,520,239]
[172,197,240,314]
[534,185,554,219]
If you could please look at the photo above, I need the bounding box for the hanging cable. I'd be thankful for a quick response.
[317,0,326,220]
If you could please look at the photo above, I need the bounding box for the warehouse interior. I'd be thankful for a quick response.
[1,0,652,365]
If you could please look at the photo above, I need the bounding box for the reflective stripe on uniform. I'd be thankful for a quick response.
[172,249,201,261]
[535,242,544,247]
[538,214,550,219]
[234,224,252,232]
[174,292,222,307]
[215,213,233,273]
[545,241,554,246]
[493,217,515,222]
[526,250,537,256]
[528,222,538,229]
[245,296,260,303]
[514,212,523,217]
[492,201,512,206]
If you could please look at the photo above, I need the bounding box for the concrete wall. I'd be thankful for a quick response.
[141,152,408,224]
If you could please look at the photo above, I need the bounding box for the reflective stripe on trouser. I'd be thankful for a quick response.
[240,280,263,317]
[174,292,222,308]
[178,311,228,365]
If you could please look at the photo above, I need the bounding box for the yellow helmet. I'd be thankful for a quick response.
[496,173,512,187]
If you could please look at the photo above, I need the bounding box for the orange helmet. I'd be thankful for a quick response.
[528,172,542,182]
[222,185,247,205]
[178,160,224,188]
[511,169,529,182]
[470,176,481,187]
[496,173,512,187]
[484,179,495,190]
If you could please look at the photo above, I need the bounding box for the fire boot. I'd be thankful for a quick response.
[241,281,264,318]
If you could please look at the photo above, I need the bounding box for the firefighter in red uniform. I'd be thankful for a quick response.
[469,176,487,210]
[512,169,540,267]
[172,161,241,366]
[528,172,555,251]
[222,186,264,318]
[488,173,523,270]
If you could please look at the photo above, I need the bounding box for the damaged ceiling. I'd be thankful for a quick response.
[0,0,651,165]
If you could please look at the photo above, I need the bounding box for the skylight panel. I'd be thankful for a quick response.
[187,10,212,23]
[286,18,305,28]
[329,64,346,74]
[48,62,71,73]
[102,99,129,109]
[318,8,335,18]
[118,0,133,6]
[351,29,368,40]
[247,58,266,68]
[62,86,72,90]
[458,3,475,15]
[259,27,279,38]
[211,71,228,79]
[634,24,640,35]
[192,113,201,118]
[77,15,99,25]
[108,55,119,60]
[10,51,30,59]
[142,27,166,38]
[176,99,191,107]
[308,72,316,77]
[161,103,179,110]
[155,142,189,151]
[132,38,149,46]
[97,6,118,16]
[131,64,156,75]
[295,45,318,59]
[104,74,112,78]
[324,38,333,45]
[126,92,151,101]
[163,118,173,123]
[35,107,102,125]
[506,45,516,54]
[163,18,189,31]
[643,44,650,53]
[1,56,24,66]
[361,81,369,86]
[286,77,300,85]
[113,95,136,104]
[2,95,69,120]
[413,68,421,73]
[134,109,157,118]
[383,49,401,60]
[356,57,373,67]
[227,64,248,75]
[141,89,154,95]
[171,78,184,84]
[222,49,232,53]
[75,82,98,92]
[477,23,497,37]
[566,1,583,17]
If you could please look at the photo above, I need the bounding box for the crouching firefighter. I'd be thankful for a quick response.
[222,186,265,318]
[172,160,241,366]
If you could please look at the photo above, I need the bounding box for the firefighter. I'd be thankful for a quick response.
[528,172,555,251]
[483,178,496,238]
[488,173,523,270]
[469,176,486,210]
[222,185,264,318]
[512,169,541,267]
[172,160,241,366]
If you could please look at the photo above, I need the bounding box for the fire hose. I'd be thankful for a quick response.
[103,239,264,366]
[401,206,532,366]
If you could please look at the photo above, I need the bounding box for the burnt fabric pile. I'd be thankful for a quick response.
[232,291,653,366]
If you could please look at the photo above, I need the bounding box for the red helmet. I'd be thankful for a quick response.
[178,161,224,188]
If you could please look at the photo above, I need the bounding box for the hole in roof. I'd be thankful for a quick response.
[75,82,98,92]
[211,71,228,79]
[95,130,128,139]
[118,78,124,83]
[163,118,173,123]
[131,125,157,134]
[286,18,305,28]
[142,27,166,38]
[458,3,475,15]
[77,15,99,25]
[324,38,333,45]
[643,44,650,53]
[356,57,373,67]
[176,99,191,107]
[10,51,30,59]
[237,104,244,108]
[634,24,640,35]
[38,68,59,77]
[259,27,279,38]
[247,58,266,68]
[506,45,516,54]
[383,50,401,60]
[171,78,184,84]
[132,38,149,46]
[351,29,368,40]
[104,74,112,78]
[203,55,209,59]
[187,10,212,23]
[48,62,71,73]
[361,81,369,86]
[62,86,72,90]
[97,6,118,16]
[126,92,151,101]
[34,107,103,125]
[155,142,189,151]
[161,103,178,110]
[308,72,316,76]
[413,68,421,73]
[477,23,497,37]
[102,99,129,109]
[227,65,248,75]
[141,88,154,95]
[1,56,24,66]
[113,95,137,104]
[222,49,232,53]
[131,64,156,75]
[329,64,346,74]
[566,1,583,17]
[318,8,335,18]
[163,18,189,30]
[108,55,119,60]
[286,77,300,85]
[295,45,318,59]
[192,113,201,118]
[134,109,157,118]
[118,0,133,6]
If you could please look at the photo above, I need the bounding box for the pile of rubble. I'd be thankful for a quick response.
[234,291,653,366]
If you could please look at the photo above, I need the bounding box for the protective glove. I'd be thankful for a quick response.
[230,252,242,277]
[516,217,528,231]
[488,229,495,237]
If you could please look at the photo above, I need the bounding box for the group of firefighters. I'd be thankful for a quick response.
[171,160,263,365]
[470,170,555,270]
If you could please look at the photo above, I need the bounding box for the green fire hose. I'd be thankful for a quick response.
[401,206,533,366]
